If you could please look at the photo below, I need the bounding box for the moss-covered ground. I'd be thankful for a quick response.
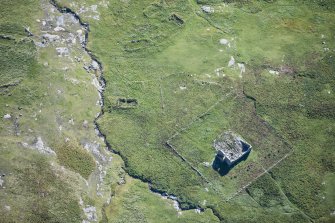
[86,0,334,221]
[1,0,334,222]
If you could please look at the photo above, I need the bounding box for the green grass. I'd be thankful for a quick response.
[1,0,334,222]
[246,173,293,209]
[169,92,292,197]
[105,176,220,223]
[0,145,82,223]
[0,1,88,221]
[241,48,335,221]
[0,38,37,87]
[82,0,335,221]
[0,1,113,222]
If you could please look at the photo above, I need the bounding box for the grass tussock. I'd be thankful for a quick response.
[53,139,96,179]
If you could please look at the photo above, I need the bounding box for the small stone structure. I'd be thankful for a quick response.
[213,131,251,167]
[115,98,138,109]
[169,13,184,26]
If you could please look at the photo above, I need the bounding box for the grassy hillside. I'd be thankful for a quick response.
[0,1,83,222]
[79,0,334,221]
[1,0,334,222]
[0,0,220,222]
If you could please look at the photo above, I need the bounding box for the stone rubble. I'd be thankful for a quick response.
[3,114,11,119]
[228,56,235,67]
[33,137,56,155]
[201,5,214,14]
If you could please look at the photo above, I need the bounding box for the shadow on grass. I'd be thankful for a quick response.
[212,152,250,176]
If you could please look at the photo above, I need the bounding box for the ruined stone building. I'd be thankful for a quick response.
[213,131,252,167]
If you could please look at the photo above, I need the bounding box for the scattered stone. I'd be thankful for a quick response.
[99,1,109,8]
[172,200,180,211]
[203,162,210,167]
[56,47,69,57]
[66,33,76,44]
[33,137,56,155]
[0,176,4,187]
[117,177,125,185]
[92,77,103,92]
[76,29,86,45]
[74,56,82,62]
[83,206,98,222]
[92,15,100,20]
[201,5,214,14]
[269,70,279,75]
[56,15,64,27]
[228,56,235,67]
[219,38,230,47]
[215,67,224,76]
[25,4,114,214]
[42,34,60,42]
[237,63,245,77]
[91,5,98,12]
[179,85,187,90]
[4,205,10,211]
[3,114,11,119]
[68,118,74,125]
[78,4,99,15]
[54,26,65,32]
[35,42,45,48]
[83,65,90,72]
[21,142,29,148]
[79,197,84,206]
[95,128,101,136]
[91,60,100,70]
[66,77,80,85]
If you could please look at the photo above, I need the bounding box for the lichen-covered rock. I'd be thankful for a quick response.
[56,47,69,56]
[201,5,214,14]
[3,114,11,119]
